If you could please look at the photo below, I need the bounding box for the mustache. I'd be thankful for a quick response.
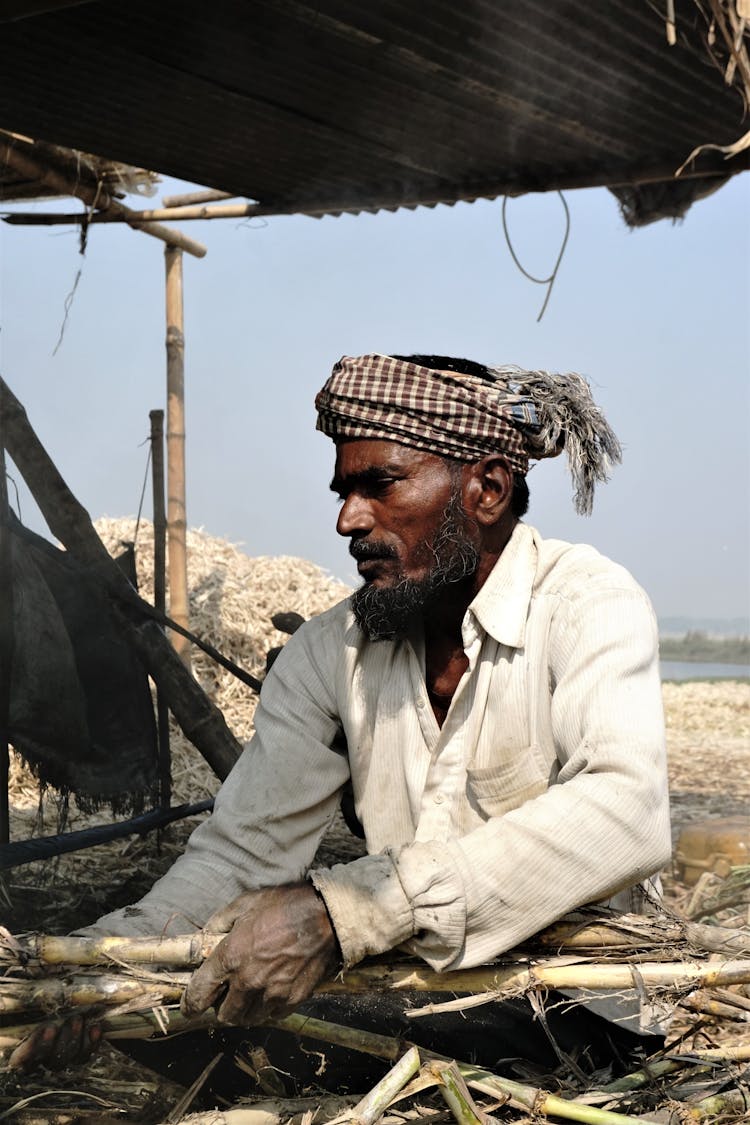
[349,538,398,563]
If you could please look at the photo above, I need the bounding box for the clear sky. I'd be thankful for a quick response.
[1,173,749,623]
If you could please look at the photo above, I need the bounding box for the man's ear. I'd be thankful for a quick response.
[463,456,514,526]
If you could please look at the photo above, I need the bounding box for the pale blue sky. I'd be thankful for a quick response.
[1,173,749,621]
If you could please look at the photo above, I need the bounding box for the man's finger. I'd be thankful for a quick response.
[203,891,255,933]
[215,983,265,1027]
[49,1016,83,1068]
[6,1017,103,1071]
[8,1024,54,1070]
[182,952,229,1017]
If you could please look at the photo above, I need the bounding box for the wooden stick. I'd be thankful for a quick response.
[0,434,13,845]
[164,248,190,668]
[149,407,171,808]
[0,377,241,781]
[0,136,206,258]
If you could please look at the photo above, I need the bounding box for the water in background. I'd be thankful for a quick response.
[661,661,750,681]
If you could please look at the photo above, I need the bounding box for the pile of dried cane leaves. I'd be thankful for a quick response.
[2,521,749,1124]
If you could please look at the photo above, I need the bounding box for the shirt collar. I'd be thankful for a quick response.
[467,521,538,648]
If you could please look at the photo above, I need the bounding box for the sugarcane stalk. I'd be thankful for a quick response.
[277,1013,405,1062]
[599,1057,711,1095]
[601,1040,750,1095]
[691,1085,750,1118]
[12,914,749,969]
[13,931,223,966]
[0,1006,677,1125]
[6,934,750,1014]
[6,952,750,1009]
[0,1006,215,1057]
[272,1016,666,1125]
[0,972,190,1013]
[679,988,750,1021]
[345,1047,421,1125]
[427,1061,496,1125]
[376,959,750,1016]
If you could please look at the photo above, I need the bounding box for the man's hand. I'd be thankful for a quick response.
[182,882,340,1027]
[8,1014,103,1071]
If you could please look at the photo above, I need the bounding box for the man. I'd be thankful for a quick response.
[16,353,671,1071]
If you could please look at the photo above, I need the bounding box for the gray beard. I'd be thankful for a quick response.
[351,490,479,642]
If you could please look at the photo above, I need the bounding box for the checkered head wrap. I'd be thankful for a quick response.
[315,353,621,514]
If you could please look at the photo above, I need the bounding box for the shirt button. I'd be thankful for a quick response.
[416,698,425,709]
[434,792,444,804]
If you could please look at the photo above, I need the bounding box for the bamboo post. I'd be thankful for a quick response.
[150,407,171,807]
[165,247,190,668]
[162,188,235,208]
[0,437,12,845]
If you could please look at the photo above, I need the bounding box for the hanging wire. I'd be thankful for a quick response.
[5,472,22,521]
[51,267,83,356]
[501,191,571,322]
[133,438,153,549]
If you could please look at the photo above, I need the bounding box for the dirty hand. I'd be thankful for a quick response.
[182,882,340,1027]
[8,1013,103,1071]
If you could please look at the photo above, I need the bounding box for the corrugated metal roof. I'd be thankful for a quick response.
[1,0,747,215]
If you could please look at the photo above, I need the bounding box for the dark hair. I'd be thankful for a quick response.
[391,353,530,518]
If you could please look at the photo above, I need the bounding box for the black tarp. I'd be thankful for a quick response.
[7,515,158,810]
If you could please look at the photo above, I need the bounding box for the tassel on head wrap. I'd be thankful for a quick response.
[315,354,622,515]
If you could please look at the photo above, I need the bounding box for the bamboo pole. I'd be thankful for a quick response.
[165,247,190,668]
[0,137,206,258]
[162,188,236,208]
[0,377,241,781]
[149,407,171,808]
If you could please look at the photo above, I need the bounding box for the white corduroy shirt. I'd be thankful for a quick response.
[92,522,671,985]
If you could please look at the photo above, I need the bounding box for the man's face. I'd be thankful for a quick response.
[331,440,479,639]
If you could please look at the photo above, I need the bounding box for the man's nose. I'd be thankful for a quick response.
[336,493,374,538]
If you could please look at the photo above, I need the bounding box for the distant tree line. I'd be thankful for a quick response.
[659,630,750,664]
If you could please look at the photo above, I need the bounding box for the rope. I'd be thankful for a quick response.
[133,439,152,549]
[501,191,571,322]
